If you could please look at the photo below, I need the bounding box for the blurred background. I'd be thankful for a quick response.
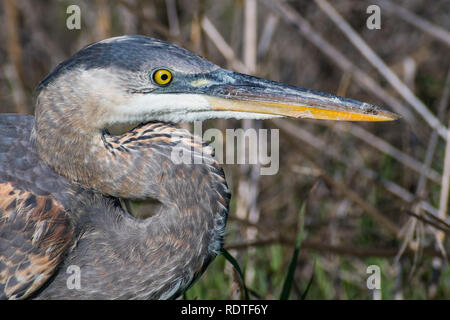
[0,0,449,299]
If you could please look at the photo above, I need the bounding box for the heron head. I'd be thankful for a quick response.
[36,35,397,131]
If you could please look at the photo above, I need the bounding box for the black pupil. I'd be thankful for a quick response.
[161,74,168,81]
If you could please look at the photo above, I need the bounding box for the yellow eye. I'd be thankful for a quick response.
[153,69,172,86]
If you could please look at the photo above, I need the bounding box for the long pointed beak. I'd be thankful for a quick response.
[191,69,398,121]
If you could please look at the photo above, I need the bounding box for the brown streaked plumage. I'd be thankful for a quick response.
[0,35,396,299]
[0,182,73,299]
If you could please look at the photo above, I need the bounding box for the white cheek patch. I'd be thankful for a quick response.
[109,93,213,124]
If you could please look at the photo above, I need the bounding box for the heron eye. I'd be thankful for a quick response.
[153,69,173,86]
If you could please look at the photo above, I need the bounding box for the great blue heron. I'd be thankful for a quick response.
[0,35,396,299]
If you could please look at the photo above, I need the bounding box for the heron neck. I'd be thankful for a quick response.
[34,109,231,291]
[33,114,231,298]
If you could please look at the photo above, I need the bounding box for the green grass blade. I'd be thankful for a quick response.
[279,203,306,300]
[222,248,250,300]
[301,260,315,300]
